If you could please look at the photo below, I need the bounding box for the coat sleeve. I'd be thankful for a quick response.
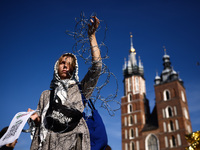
[80,60,102,99]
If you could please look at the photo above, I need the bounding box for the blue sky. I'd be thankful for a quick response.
[0,0,200,150]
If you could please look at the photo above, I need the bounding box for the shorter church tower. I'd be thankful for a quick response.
[153,48,192,149]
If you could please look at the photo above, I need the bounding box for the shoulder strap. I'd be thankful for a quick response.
[78,84,95,111]
[49,89,55,107]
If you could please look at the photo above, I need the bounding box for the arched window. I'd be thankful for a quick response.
[165,106,173,118]
[124,117,127,126]
[170,120,174,131]
[125,130,128,139]
[129,128,134,139]
[129,115,133,126]
[128,104,133,113]
[163,89,171,101]
[135,77,139,92]
[130,141,135,150]
[128,94,132,102]
[181,91,185,102]
[183,107,189,119]
[171,135,176,147]
[146,134,159,150]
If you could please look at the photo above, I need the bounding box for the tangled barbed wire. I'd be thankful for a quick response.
[66,12,120,116]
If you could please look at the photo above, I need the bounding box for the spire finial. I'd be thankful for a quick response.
[130,32,136,53]
[163,45,167,55]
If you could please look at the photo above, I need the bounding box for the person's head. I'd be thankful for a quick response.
[58,54,76,80]
[0,126,18,148]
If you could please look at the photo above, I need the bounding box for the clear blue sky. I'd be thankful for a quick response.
[0,0,200,150]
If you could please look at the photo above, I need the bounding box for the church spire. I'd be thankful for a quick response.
[123,33,144,78]
[130,33,136,53]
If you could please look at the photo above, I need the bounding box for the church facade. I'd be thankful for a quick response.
[121,35,192,150]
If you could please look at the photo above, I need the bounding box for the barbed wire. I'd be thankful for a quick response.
[66,12,120,116]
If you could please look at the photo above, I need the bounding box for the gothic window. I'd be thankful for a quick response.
[177,134,181,146]
[124,117,127,126]
[125,129,128,139]
[134,114,137,124]
[128,78,131,92]
[128,94,132,102]
[163,122,167,132]
[165,136,168,148]
[128,104,133,113]
[183,107,189,119]
[146,134,159,150]
[135,127,138,137]
[168,107,173,117]
[171,135,176,147]
[129,115,133,126]
[169,120,174,131]
[129,128,134,139]
[135,77,139,92]
[175,119,179,130]
[130,141,135,150]
[181,91,186,102]
[125,143,128,150]
[165,106,173,118]
[174,106,177,116]
[163,89,171,101]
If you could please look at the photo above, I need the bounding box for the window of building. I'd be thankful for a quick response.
[165,106,173,118]
[125,143,128,150]
[165,136,168,148]
[162,109,165,118]
[163,122,167,132]
[170,120,174,131]
[134,114,137,124]
[130,141,135,150]
[171,135,176,147]
[132,76,135,93]
[124,117,127,126]
[181,91,185,102]
[128,104,133,113]
[135,127,138,137]
[129,128,134,139]
[177,134,181,146]
[129,115,133,126]
[163,89,171,101]
[146,134,159,150]
[128,94,132,102]
[175,119,179,130]
[125,129,128,139]
[174,106,177,116]
[135,77,139,92]
[128,78,131,92]
[184,107,189,120]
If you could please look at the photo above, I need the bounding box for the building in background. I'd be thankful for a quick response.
[121,34,192,150]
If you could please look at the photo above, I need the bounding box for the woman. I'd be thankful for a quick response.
[28,16,102,150]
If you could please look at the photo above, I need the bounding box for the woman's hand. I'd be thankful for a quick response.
[27,108,40,125]
[88,16,100,37]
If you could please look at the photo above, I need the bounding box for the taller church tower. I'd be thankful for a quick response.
[121,37,192,150]
[121,34,150,150]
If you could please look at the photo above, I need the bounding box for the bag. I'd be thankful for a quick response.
[83,99,108,150]
[44,90,83,133]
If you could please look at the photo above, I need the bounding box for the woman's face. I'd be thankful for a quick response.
[58,56,74,79]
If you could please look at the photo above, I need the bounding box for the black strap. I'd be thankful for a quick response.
[49,89,55,107]
[78,84,95,111]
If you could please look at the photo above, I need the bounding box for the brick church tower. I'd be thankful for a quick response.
[121,35,192,150]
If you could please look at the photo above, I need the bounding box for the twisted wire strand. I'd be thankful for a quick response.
[66,12,120,116]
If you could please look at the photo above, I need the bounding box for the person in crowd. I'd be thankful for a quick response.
[0,127,18,150]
